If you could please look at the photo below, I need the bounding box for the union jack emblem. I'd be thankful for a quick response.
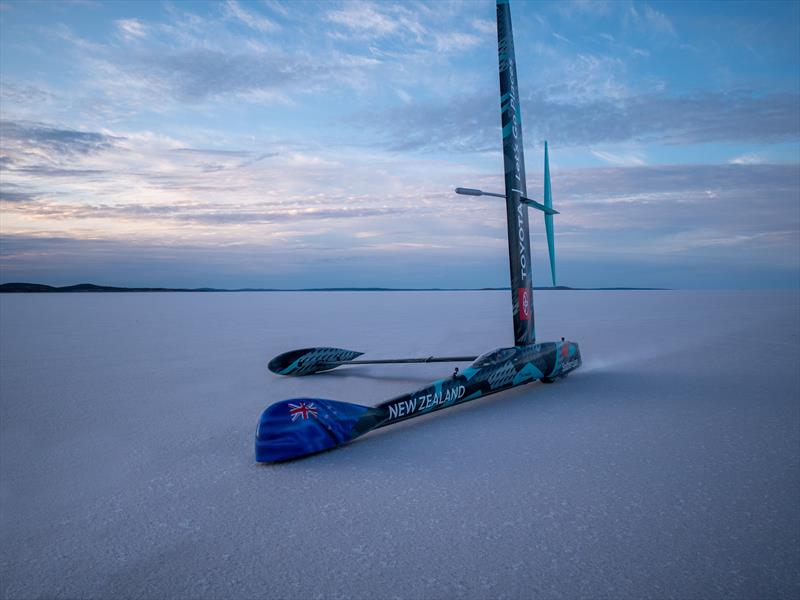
[288,402,318,422]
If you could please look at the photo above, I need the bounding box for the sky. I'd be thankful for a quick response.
[0,0,798,290]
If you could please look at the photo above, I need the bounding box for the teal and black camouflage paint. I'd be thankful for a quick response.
[256,342,582,462]
[497,0,535,345]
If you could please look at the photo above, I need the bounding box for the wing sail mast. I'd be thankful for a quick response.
[497,0,535,345]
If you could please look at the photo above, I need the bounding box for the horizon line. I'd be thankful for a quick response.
[0,282,670,293]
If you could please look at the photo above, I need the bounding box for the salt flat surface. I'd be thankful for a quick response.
[1,290,798,599]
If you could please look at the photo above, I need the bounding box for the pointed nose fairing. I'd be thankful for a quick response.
[255,398,373,462]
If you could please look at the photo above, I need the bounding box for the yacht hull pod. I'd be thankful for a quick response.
[256,342,581,462]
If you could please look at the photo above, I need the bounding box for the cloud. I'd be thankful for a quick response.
[262,1,290,19]
[642,5,676,37]
[224,0,279,33]
[46,22,104,53]
[13,0,490,118]
[115,18,146,40]
[325,1,465,43]
[471,19,495,36]
[0,120,121,156]
[0,184,39,203]
[0,82,56,106]
[729,153,765,165]
[1,198,394,225]
[524,164,800,284]
[325,1,484,57]
[25,5,393,110]
[362,90,800,152]
[623,3,677,38]
[0,117,470,251]
[434,32,481,53]
[3,163,797,288]
[396,89,413,104]
[137,48,301,102]
[327,3,401,37]
[556,0,611,18]
[553,163,799,240]
[590,149,646,166]
[172,148,253,157]
[13,166,106,178]
[553,32,573,45]
[554,162,798,196]
[79,43,382,105]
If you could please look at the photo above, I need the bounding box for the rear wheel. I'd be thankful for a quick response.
[540,377,556,384]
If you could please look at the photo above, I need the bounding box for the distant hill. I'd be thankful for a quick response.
[0,282,668,293]
[0,282,243,293]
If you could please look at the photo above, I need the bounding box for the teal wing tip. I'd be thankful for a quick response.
[545,140,555,287]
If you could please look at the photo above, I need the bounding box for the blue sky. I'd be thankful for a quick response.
[1,0,798,289]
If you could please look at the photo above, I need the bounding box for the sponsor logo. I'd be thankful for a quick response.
[288,402,317,422]
[561,359,580,372]
[504,60,528,283]
[507,59,522,184]
[517,201,527,279]
[518,288,531,320]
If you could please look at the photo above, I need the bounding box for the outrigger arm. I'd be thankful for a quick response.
[455,187,559,215]
[267,347,478,377]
